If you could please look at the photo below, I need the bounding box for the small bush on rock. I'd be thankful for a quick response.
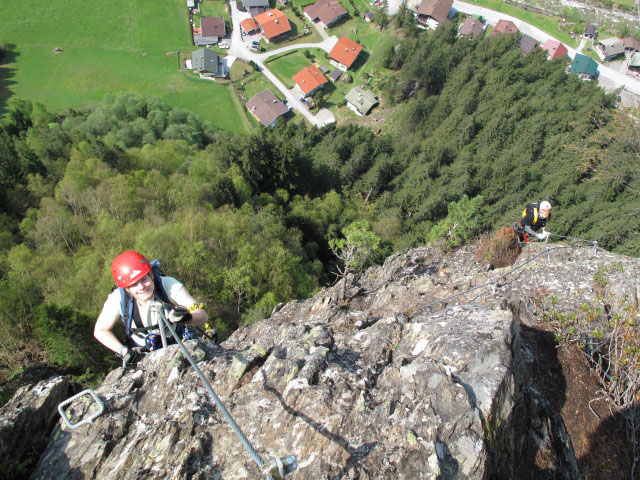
[475,227,520,268]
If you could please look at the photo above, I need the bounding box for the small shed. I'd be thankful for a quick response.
[330,68,342,81]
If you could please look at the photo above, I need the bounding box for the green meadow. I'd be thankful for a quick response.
[0,0,247,132]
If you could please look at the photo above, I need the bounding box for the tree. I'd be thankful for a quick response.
[329,220,381,301]
[373,0,390,29]
[427,195,484,248]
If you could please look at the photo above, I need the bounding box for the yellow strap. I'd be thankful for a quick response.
[533,208,538,224]
[521,208,527,218]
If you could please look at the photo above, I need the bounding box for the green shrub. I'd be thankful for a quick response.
[428,195,484,248]
[36,303,113,371]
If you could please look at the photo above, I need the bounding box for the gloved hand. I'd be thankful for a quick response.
[536,229,550,240]
[118,346,144,368]
[167,306,192,324]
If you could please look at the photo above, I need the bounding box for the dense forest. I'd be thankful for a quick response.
[1,23,639,385]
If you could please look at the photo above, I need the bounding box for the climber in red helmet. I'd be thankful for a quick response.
[94,251,208,364]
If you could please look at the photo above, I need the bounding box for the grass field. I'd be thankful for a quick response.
[0,0,247,132]
[265,51,315,88]
[464,0,577,47]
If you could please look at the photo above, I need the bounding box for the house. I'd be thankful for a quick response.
[597,37,624,61]
[414,0,453,30]
[196,17,225,45]
[329,36,364,71]
[629,52,640,73]
[623,37,640,52]
[240,17,260,35]
[304,0,348,28]
[569,53,599,80]
[245,90,289,127]
[345,86,378,116]
[292,64,328,98]
[490,19,518,37]
[584,24,597,40]
[191,48,225,77]
[254,9,291,42]
[520,35,537,54]
[541,39,568,60]
[241,0,270,17]
[364,11,374,22]
[458,17,484,39]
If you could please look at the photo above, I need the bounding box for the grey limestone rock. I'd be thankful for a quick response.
[9,242,640,479]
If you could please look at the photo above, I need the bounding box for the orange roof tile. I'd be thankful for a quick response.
[240,17,259,33]
[329,36,364,69]
[292,65,328,95]
[254,9,291,39]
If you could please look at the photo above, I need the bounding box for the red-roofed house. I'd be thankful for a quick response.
[541,39,568,60]
[490,19,518,37]
[254,9,291,42]
[240,17,260,35]
[292,65,328,98]
[304,0,347,28]
[329,36,364,71]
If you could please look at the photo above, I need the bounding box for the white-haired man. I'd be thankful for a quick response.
[513,201,552,242]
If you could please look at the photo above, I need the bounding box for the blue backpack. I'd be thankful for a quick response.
[118,260,199,348]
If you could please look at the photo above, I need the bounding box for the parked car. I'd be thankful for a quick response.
[219,44,230,49]
[252,41,260,46]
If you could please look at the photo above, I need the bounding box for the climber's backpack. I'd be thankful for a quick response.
[117,260,199,348]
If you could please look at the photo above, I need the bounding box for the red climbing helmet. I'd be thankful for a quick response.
[111,251,152,288]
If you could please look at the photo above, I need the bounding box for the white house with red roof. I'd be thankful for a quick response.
[329,36,364,71]
[292,65,328,98]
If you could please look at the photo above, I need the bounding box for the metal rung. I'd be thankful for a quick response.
[58,389,105,430]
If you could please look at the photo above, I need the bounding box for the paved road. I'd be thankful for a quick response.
[228,1,337,127]
[452,1,640,96]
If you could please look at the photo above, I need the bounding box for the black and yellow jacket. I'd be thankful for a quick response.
[514,203,549,236]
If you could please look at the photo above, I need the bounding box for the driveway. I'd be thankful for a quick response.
[228,1,336,127]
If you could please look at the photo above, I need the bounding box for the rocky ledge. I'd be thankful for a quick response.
[2,242,639,479]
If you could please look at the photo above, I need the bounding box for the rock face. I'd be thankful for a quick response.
[12,243,640,479]
[0,375,80,478]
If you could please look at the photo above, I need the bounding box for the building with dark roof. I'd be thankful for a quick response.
[569,53,599,80]
[304,0,347,28]
[194,17,226,45]
[584,24,597,39]
[245,90,289,127]
[414,0,453,29]
[458,17,484,39]
[191,48,224,77]
[520,35,537,54]
[597,37,624,61]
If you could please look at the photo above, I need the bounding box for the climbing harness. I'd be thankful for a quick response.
[57,389,105,430]
[153,304,297,480]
